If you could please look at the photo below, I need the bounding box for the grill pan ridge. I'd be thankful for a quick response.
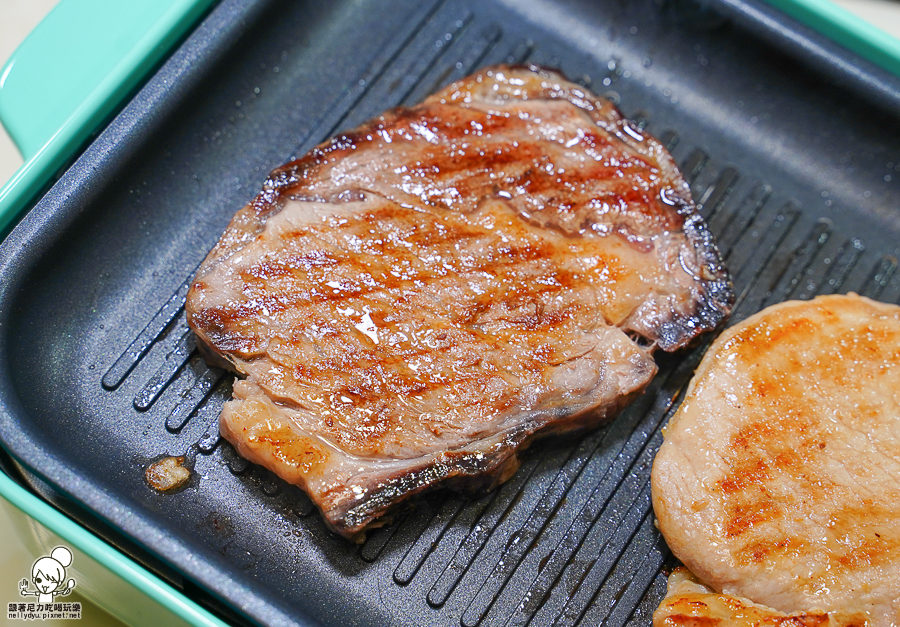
[0,0,898,625]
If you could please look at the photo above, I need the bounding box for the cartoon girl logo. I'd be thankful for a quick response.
[19,546,76,604]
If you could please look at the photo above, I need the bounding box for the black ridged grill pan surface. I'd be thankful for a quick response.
[0,0,898,625]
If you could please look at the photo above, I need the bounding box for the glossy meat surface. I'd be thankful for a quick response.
[652,295,900,626]
[187,65,732,537]
[654,568,870,627]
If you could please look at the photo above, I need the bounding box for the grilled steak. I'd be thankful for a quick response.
[652,294,900,626]
[654,568,870,627]
[187,64,732,539]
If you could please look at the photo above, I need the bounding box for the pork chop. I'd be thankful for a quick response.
[187,64,732,539]
[654,568,870,627]
[652,294,900,626]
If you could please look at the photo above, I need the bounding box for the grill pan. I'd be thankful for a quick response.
[1,0,899,625]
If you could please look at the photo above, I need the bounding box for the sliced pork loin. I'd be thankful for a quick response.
[187,64,732,539]
[652,294,900,626]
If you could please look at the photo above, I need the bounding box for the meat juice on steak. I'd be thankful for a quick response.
[187,65,732,539]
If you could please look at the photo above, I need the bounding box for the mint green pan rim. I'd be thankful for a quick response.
[0,0,226,625]
[0,0,897,625]
[0,470,229,626]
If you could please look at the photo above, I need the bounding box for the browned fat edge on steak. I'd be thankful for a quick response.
[326,383,647,537]
[330,431,527,537]
[187,64,733,539]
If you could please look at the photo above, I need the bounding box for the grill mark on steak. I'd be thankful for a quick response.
[188,64,732,539]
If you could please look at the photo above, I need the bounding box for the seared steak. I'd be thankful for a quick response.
[652,294,900,626]
[654,568,870,627]
[187,64,732,539]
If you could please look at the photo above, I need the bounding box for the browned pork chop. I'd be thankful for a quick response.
[187,64,732,539]
[654,568,870,627]
[652,294,900,626]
